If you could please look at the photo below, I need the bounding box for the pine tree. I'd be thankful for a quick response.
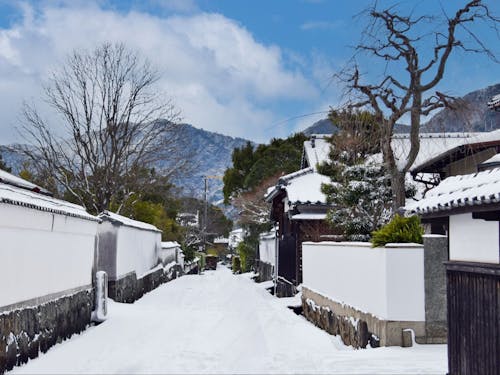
[0,153,11,172]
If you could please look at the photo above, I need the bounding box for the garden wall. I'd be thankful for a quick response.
[301,241,425,346]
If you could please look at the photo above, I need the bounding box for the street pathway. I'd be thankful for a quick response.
[12,266,447,374]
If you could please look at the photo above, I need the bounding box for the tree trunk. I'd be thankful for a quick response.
[390,171,406,211]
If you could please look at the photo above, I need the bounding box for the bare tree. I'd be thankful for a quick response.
[19,42,181,213]
[339,1,499,208]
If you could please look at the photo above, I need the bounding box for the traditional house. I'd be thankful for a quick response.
[265,167,338,295]
[97,211,162,303]
[487,93,500,110]
[0,169,100,372]
[410,130,500,181]
[405,168,500,375]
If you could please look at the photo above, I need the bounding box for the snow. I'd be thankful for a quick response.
[291,212,327,220]
[11,266,447,375]
[0,169,49,194]
[390,133,479,172]
[405,167,500,215]
[480,153,500,167]
[302,135,331,169]
[161,241,180,249]
[0,182,99,222]
[99,210,161,232]
[487,93,500,109]
[267,168,330,204]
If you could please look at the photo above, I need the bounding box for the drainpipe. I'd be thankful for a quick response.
[274,223,279,296]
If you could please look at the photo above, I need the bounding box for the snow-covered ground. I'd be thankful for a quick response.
[11,266,447,374]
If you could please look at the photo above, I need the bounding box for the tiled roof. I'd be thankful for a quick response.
[0,182,100,222]
[302,135,331,169]
[99,211,162,232]
[487,93,500,109]
[0,169,51,195]
[405,168,500,216]
[265,167,330,205]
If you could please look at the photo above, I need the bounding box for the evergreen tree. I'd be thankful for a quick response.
[320,109,393,241]
[0,153,11,172]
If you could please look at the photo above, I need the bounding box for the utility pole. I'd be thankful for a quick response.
[203,175,223,252]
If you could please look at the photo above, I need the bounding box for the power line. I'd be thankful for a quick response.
[265,110,330,131]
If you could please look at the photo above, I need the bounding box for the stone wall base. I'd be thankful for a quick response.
[302,287,425,347]
[0,288,94,374]
[276,278,297,298]
[256,261,274,283]
[109,265,184,303]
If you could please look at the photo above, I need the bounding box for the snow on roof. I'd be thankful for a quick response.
[291,212,327,220]
[392,133,481,172]
[302,135,331,169]
[161,241,180,249]
[0,182,99,222]
[301,132,479,173]
[480,153,500,166]
[286,171,330,204]
[213,237,230,244]
[487,93,500,109]
[405,168,500,216]
[0,169,51,195]
[99,211,162,232]
[265,167,330,204]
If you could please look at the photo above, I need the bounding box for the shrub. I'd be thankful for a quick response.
[371,215,423,247]
[236,242,254,273]
[232,256,241,274]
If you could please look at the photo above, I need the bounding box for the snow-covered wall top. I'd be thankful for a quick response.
[0,182,99,222]
[302,241,425,321]
[405,167,500,216]
[161,241,181,249]
[99,211,161,232]
[0,168,50,194]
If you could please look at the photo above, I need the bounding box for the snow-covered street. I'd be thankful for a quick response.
[11,266,447,374]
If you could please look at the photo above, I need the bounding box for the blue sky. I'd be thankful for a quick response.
[0,0,498,143]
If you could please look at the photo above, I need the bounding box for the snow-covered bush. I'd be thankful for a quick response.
[371,215,423,247]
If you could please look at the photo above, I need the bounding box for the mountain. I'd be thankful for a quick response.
[303,118,411,135]
[422,83,500,132]
[303,118,337,135]
[157,123,251,203]
[302,83,500,135]
[0,123,251,207]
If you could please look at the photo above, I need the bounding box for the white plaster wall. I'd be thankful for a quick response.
[259,235,276,266]
[0,205,98,308]
[302,241,425,321]
[116,226,160,278]
[159,247,177,265]
[449,213,499,264]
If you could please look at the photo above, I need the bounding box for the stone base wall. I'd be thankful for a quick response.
[0,288,94,374]
[276,278,297,298]
[109,265,184,303]
[302,287,425,347]
[256,261,274,282]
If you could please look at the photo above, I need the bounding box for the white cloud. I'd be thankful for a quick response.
[300,20,342,31]
[0,2,319,143]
